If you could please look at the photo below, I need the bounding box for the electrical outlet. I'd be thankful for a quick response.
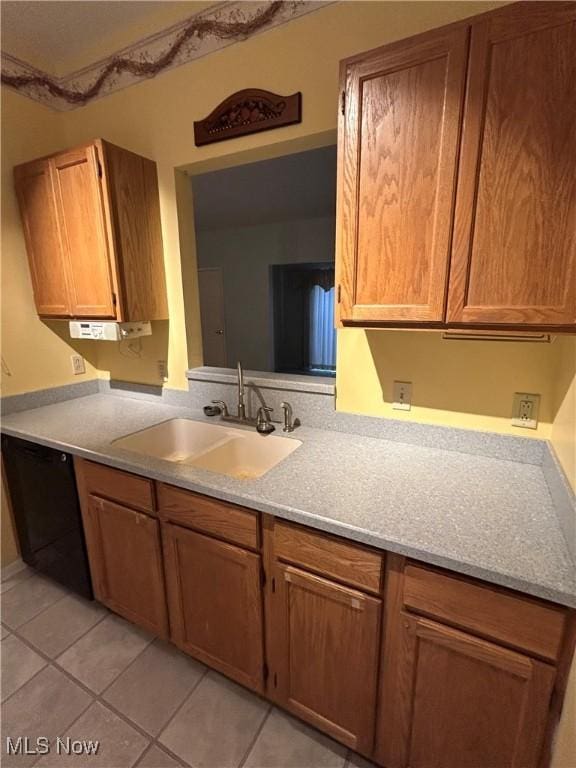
[393,381,412,411]
[70,354,85,375]
[512,392,540,429]
[157,360,168,381]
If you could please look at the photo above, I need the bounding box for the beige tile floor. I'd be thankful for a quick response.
[1,567,376,768]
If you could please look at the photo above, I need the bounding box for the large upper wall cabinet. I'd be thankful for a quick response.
[73,458,575,768]
[336,2,576,330]
[14,140,168,321]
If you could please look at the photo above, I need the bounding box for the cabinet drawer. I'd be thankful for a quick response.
[273,521,383,594]
[157,484,259,550]
[403,564,567,661]
[77,459,155,514]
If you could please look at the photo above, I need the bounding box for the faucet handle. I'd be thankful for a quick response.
[280,402,295,432]
[211,399,229,417]
[256,406,275,434]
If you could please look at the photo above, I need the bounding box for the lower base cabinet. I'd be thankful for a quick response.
[162,522,265,693]
[378,613,556,768]
[267,562,381,755]
[73,459,574,768]
[82,495,168,637]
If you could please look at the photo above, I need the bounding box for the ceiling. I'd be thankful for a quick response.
[0,1,215,75]
[192,145,337,231]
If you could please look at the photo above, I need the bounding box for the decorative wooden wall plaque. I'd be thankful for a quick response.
[194,88,302,146]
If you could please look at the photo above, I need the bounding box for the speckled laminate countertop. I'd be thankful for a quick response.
[2,394,575,608]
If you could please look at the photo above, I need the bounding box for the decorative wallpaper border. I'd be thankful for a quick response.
[1,1,330,111]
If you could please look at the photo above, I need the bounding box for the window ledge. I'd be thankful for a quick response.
[186,367,335,395]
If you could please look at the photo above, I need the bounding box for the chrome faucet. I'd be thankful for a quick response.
[256,406,275,434]
[210,361,255,425]
[280,401,296,432]
[236,361,246,421]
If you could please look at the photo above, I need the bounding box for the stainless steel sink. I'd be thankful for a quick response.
[112,418,301,479]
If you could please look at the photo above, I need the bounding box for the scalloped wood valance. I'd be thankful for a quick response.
[193,88,302,146]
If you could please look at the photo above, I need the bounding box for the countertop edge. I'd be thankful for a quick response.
[2,421,575,609]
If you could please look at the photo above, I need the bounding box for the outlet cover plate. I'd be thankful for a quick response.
[70,354,85,375]
[393,381,412,411]
[512,392,540,429]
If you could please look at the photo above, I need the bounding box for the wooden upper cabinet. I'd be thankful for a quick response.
[336,26,468,324]
[378,613,555,768]
[447,3,576,328]
[14,160,71,316]
[14,139,168,321]
[52,145,116,317]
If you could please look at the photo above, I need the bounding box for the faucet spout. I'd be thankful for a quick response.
[237,361,246,421]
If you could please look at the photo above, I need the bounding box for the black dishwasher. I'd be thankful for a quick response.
[2,435,93,599]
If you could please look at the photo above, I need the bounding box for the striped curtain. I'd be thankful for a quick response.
[309,285,336,371]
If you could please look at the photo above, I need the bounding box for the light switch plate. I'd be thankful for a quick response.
[393,381,412,411]
[512,392,540,429]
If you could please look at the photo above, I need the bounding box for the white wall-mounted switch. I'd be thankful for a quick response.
[512,392,540,429]
[70,354,85,375]
[393,381,412,411]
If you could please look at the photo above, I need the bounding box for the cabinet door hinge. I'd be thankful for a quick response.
[112,292,117,307]
[271,577,276,594]
[96,160,103,179]
[273,672,278,688]
[263,663,269,683]
[340,90,346,116]
[260,566,266,588]
[337,284,342,304]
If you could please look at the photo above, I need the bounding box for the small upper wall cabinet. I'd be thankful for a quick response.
[336,2,576,331]
[14,139,168,321]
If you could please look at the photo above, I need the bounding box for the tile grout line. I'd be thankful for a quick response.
[0,569,33,594]
[5,587,358,768]
[95,629,156,698]
[134,741,188,768]
[26,679,95,768]
[152,666,213,767]
[15,598,111,656]
[237,703,274,768]
[4,646,192,768]
[9,615,210,768]
[2,584,72,633]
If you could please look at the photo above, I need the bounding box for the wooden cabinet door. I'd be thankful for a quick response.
[268,563,381,754]
[337,26,468,324]
[376,613,555,768]
[162,523,264,692]
[14,159,71,316]
[51,145,116,317]
[84,496,168,637]
[448,3,576,327]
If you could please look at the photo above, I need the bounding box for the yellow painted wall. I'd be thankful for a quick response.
[551,337,576,490]
[1,88,99,397]
[337,329,566,439]
[549,337,575,768]
[2,0,575,447]
[1,4,575,756]
[53,1,505,390]
[2,0,574,435]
